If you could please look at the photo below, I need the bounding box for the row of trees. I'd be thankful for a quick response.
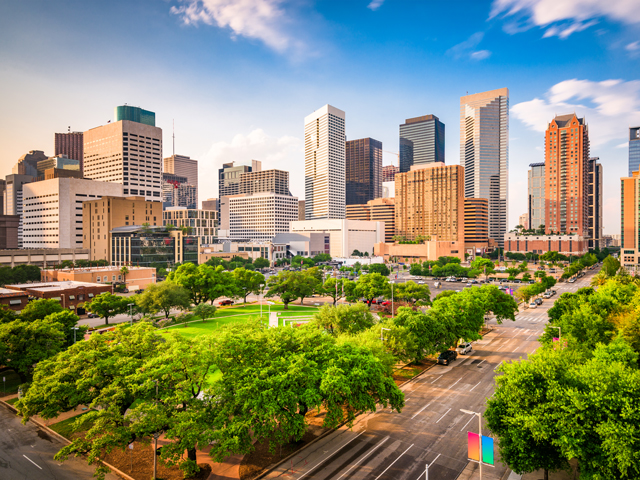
[514,274,557,303]
[0,264,41,286]
[485,275,640,480]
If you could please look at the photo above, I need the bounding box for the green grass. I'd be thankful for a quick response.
[5,397,19,405]
[0,369,22,396]
[49,411,94,439]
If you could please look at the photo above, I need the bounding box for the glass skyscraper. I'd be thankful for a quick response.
[460,88,509,248]
[114,105,156,127]
[527,162,545,231]
[346,137,382,205]
[399,114,444,172]
[630,127,640,176]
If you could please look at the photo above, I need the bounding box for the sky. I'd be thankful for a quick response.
[1,0,639,234]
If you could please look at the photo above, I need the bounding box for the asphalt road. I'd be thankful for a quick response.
[0,403,119,480]
[263,269,597,480]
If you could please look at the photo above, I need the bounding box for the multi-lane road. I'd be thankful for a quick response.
[263,269,596,480]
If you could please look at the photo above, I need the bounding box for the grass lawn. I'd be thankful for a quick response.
[0,368,22,396]
[49,411,94,439]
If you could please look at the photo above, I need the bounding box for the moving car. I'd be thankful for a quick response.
[456,342,472,355]
[534,298,543,305]
[528,301,538,309]
[219,299,234,306]
[465,282,473,287]
[87,313,99,318]
[437,350,458,365]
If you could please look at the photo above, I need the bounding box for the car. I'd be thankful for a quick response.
[568,278,576,283]
[437,350,458,365]
[87,313,99,318]
[434,281,441,288]
[219,299,234,306]
[134,289,144,294]
[466,282,473,287]
[543,291,552,298]
[528,301,538,309]
[534,298,543,305]
[123,288,129,293]
[470,279,479,284]
[456,342,472,355]
[551,290,557,296]
[381,301,391,306]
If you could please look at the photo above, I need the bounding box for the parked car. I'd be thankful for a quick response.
[381,301,391,306]
[456,342,472,355]
[568,278,577,283]
[470,279,479,284]
[123,288,129,293]
[528,301,538,309]
[543,291,552,298]
[534,298,543,305]
[437,350,458,365]
[219,299,234,306]
[465,282,473,287]
[134,289,144,294]
[551,290,557,296]
[87,313,99,318]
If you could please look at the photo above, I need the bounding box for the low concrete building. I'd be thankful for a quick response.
[272,232,329,261]
[504,233,588,256]
[0,287,29,312]
[5,281,112,314]
[41,266,156,290]
[198,250,250,264]
[0,248,90,268]
[200,242,270,263]
[374,240,465,263]
[290,219,384,258]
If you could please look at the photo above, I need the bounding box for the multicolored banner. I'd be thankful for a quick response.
[467,432,494,465]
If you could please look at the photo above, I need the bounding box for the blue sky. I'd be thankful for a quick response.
[1,0,639,234]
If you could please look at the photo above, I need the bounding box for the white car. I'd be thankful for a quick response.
[528,301,538,309]
[457,342,472,355]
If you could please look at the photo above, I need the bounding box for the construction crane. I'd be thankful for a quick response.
[383,150,400,168]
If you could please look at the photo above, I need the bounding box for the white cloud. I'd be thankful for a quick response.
[447,33,492,61]
[201,128,303,198]
[511,78,640,146]
[170,0,301,53]
[490,0,640,38]
[627,41,640,51]
[367,0,385,11]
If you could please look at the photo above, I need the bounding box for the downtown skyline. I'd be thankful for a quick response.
[1,0,639,234]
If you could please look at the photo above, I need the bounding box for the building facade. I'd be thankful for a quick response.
[0,215,19,249]
[41,266,156,290]
[3,174,34,247]
[164,154,198,202]
[628,127,640,176]
[304,104,346,220]
[5,281,111,315]
[544,114,590,236]
[527,162,545,231]
[162,172,197,209]
[13,150,47,177]
[504,233,588,256]
[395,163,465,242]
[399,114,445,172]
[346,197,396,243]
[239,169,291,196]
[84,106,162,202]
[290,219,384,258]
[219,160,261,199]
[0,248,90,268]
[346,137,382,206]
[464,198,489,246]
[114,105,155,126]
[518,213,528,230]
[298,200,305,221]
[22,177,123,249]
[588,158,603,250]
[227,192,299,242]
[55,132,84,172]
[460,88,509,247]
[36,155,80,176]
[621,171,640,271]
[375,240,465,263]
[111,226,198,267]
[382,164,399,183]
[163,207,218,244]
[83,195,161,262]
[202,198,218,212]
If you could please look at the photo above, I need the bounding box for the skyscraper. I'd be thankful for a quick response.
[544,114,590,236]
[164,154,198,202]
[55,132,84,172]
[630,127,640,176]
[588,157,603,250]
[114,105,156,126]
[304,104,345,220]
[218,160,261,198]
[621,170,640,273]
[84,106,162,202]
[399,114,445,172]
[346,137,382,205]
[527,162,545,231]
[460,88,509,247]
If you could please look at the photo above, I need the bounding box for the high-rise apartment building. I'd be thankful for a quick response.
[382,165,399,183]
[464,198,489,246]
[544,114,590,236]
[630,127,640,176]
[395,163,464,242]
[346,197,395,242]
[399,115,445,172]
[588,157,603,250]
[82,195,161,262]
[84,106,162,202]
[460,88,509,247]
[239,169,291,196]
[164,154,198,202]
[527,162,545,231]
[219,160,261,198]
[55,132,84,172]
[346,138,382,205]
[23,177,123,249]
[621,171,640,272]
[304,104,346,220]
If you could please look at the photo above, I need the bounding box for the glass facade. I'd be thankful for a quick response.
[630,127,640,177]
[114,105,156,127]
[346,138,382,205]
[111,226,198,267]
[527,162,545,230]
[399,115,445,172]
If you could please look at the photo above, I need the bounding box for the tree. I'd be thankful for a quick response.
[0,306,17,325]
[322,277,353,306]
[136,282,191,318]
[44,310,87,346]
[253,257,270,269]
[120,266,129,285]
[603,256,621,276]
[311,304,376,336]
[395,281,431,305]
[20,298,64,322]
[265,270,303,309]
[409,263,423,276]
[168,263,234,306]
[232,268,265,303]
[0,318,66,383]
[349,273,389,306]
[470,257,494,274]
[86,292,130,325]
[368,263,390,276]
[296,268,323,305]
[312,253,332,264]
[192,303,217,322]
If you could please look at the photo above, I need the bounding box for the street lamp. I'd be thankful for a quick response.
[460,409,483,480]
[72,326,79,344]
[128,303,134,326]
[391,281,394,319]
[380,327,390,342]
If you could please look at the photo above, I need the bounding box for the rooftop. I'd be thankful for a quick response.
[42,266,152,273]
[553,114,585,128]
[5,280,107,293]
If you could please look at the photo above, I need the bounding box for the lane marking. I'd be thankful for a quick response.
[411,403,431,419]
[477,359,486,366]
[414,453,442,480]
[448,378,461,390]
[373,444,414,480]
[494,361,503,371]
[469,381,481,392]
[431,375,442,384]
[460,415,475,431]
[525,334,534,341]
[23,455,42,470]
[297,430,365,479]
[336,436,390,480]
[435,408,451,424]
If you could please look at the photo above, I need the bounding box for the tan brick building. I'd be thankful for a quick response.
[82,196,162,262]
[41,266,156,290]
[346,197,396,242]
[395,163,464,242]
[464,198,490,251]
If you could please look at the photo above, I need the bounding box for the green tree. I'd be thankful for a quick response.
[0,306,18,325]
[232,268,265,303]
[368,263,390,276]
[119,266,129,285]
[470,257,495,274]
[136,282,191,318]
[409,263,423,276]
[311,303,376,336]
[192,302,217,322]
[395,281,431,305]
[312,253,332,264]
[253,257,270,269]
[603,255,621,276]
[0,318,66,383]
[349,273,390,306]
[168,263,234,305]
[20,298,64,322]
[322,277,353,306]
[86,292,130,325]
[265,270,303,309]
[43,310,87,346]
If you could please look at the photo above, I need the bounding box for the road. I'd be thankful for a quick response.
[262,269,596,480]
[0,403,119,480]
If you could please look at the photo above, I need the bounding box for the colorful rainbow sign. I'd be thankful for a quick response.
[467,432,494,465]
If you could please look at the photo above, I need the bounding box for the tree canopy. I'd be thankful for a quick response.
[86,292,130,325]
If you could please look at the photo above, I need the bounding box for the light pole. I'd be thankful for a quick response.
[128,303,134,326]
[461,409,483,480]
[380,327,390,341]
[259,284,264,319]
[72,326,79,344]
[153,379,160,480]
[391,282,394,319]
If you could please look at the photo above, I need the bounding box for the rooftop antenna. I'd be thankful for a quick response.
[68,126,71,133]
[172,119,175,156]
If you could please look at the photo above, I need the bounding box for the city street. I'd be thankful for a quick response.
[0,403,119,480]
[262,269,596,480]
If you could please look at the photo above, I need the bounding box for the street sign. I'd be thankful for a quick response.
[467,432,494,465]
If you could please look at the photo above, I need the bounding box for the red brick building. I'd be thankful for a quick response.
[0,288,29,312]
[5,281,111,315]
[504,233,588,256]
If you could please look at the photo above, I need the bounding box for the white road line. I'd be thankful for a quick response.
[414,453,442,480]
[23,455,42,470]
[297,430,366,479]
[373,444,414,480]
[411,402,431,419]
[448,378,462,389]
[431,375,442,384]
[460,415,475,431]
[477,359,486,366]
[469,381,481,392]
[525,334,535,341]
[435,408,451,423]
[494,361,503,371]
[336,436,390,480]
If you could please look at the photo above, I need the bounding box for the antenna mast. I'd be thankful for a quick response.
[172,119,175,156]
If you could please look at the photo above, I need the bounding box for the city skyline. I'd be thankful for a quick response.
[1,1,639,234]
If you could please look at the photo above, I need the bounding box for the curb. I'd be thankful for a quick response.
[0,398,135,480]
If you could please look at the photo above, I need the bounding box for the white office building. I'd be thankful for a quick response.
[290,219,384,258]
[22,177,123,249]
[304,104,346,220]
[228,192,299,242]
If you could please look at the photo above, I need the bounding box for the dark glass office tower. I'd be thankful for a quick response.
[346,138,382,205]
[399,115,445,172]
